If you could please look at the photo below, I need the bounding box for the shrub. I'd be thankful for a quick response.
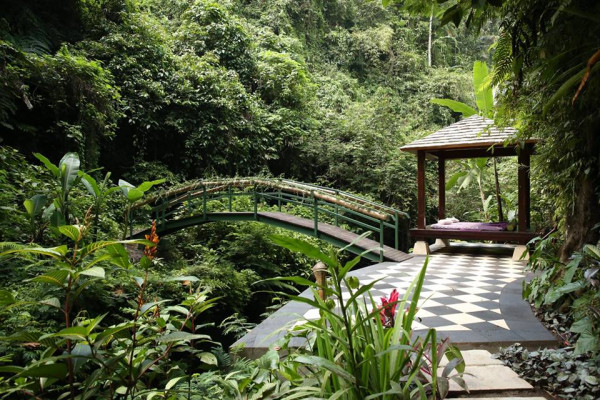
[267,234,467,399]
[524,233,600,355]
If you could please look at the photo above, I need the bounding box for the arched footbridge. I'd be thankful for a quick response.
[129,178,411,262]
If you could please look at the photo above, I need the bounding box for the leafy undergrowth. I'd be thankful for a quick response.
[496,344,600,400]
[533,305,577,347]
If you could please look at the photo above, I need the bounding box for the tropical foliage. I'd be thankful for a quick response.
[268,235,466,399]
[1,0,600,398]
[525,234,600,355]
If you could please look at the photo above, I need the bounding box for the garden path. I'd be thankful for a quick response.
[234,244,556,359]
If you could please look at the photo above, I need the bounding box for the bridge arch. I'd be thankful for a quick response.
[129,178,411,262]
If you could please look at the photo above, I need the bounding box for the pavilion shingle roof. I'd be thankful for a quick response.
[400,115,533,153]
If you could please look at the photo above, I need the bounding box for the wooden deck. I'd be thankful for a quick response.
[258,212,411,263]
[410,228,537,245]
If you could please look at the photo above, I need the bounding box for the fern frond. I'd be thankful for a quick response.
[492,30,513,85]
[0,242,24,252]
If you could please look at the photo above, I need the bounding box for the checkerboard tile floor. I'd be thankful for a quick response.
[235,250,557,355]
[302,254,526,335]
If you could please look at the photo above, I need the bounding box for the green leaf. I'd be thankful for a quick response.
[270,234,336,267]
[0,366,24,374]
[444,345,465,374]
[137,179,166,193]
[105,244,131,269]
[23,194,47,218]
[583,244,600,260]
[165,275,200,282]
[558,281,585,295]
[564,264,578,284]
[58,225,81,241]
[85,313,107,334]
[473,61,493,117]
[79,239,151,258]
[141,300,170,314]
[40,297,61,309]
[446,171,467,190]
[127,188,144,202]
[0,331,57,347]
[158,331,211,343]
[293,355,356,384]
[95,322,134,342]
[21,363,68,379]
[105,186,120,196]
[118,179,135,197]
[30,270,69,287]
[0,290,16,306]
[440,4,463,27]
[72,343,92,372]
[164,305,189,315]
[430,99,477,117]
[34,153,60,178]
[543,63,600,115]
[79,172,100,197]
[198,352,218,366]
[570,316,593,334]
[59,152,80,193]
[79,267,105,279]
[575,331,599,355]
[165,376,187,390]
[475,157,488,169]
[49,326,88,340]
[0,245,67,259]
[48,208,66,227]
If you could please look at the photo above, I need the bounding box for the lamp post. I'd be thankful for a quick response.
[312,262,328,300]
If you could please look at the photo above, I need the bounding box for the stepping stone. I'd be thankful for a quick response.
[450,364,533,393]
[444,350,533,394]
[440,349,504,367]
[449,365,533,392]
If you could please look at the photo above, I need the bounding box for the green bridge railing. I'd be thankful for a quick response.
[130,178,410,259]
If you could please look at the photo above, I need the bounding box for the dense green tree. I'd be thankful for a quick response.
[425,0,600,258]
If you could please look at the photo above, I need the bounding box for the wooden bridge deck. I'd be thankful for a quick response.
[258,212,411,263]
[138,211,411,263]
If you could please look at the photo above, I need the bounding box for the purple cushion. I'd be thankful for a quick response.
[430,222,508,231]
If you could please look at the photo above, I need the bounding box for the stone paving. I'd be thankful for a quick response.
[234,247,557,358]
[444,350,540,398]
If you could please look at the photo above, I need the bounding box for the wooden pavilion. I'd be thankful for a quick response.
[400,115,538,258]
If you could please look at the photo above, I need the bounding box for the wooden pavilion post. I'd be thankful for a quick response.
[417,151,426,229]
[517,147,531,231]
[438,155,445,220]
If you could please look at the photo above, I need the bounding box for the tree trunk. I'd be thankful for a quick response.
[477,175,488,221]
[560,120,600,260]
[427,6,433,67]
[493,158,504,222]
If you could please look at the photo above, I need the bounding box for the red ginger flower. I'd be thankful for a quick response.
[379,289,399,328]
[144,220,159,260]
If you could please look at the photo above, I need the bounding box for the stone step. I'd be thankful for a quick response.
[444,350,533,394]
[449,365,533,392]
[440,349,504,367]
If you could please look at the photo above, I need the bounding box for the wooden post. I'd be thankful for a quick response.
[312,262,327,301]
[438,155,445,220]
[518,148,531,231]
[253,185,258,220]
[417,151,426,229]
